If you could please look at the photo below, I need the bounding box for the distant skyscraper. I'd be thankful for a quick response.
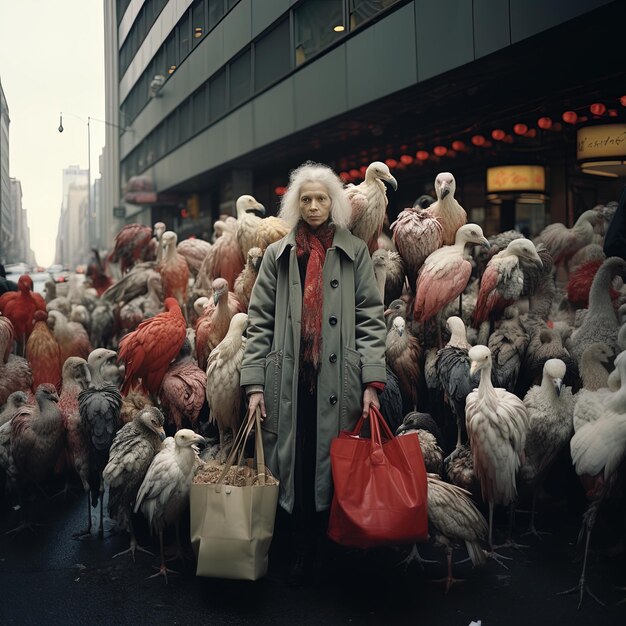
[0,79,11,263]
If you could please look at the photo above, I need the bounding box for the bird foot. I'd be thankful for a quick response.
[430,575,466,593]
[521,526,551,540]
[72,528,93,540]
[398,544,439,571]
[147,563,179,584]
[558,580,605,609]
[484,550,511,571]
[443,447,463,466]
[113,543,154,562]
[492,538,529,552]
[5,520,44,536]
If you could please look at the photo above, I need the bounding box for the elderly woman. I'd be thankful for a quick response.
[241,162,387,582]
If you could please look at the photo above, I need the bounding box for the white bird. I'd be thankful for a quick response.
[134,428,206,583]
[519,359,574,536]
[346,161,398,254]
[465,345,529,548]
[428,172,467,246]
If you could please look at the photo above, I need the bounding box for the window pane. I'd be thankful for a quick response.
[294,0,344,66]
[209,69,227,121]
[179,99,192,142]
[192,0,206,44]
[229,49,251,108]
[192,84,208,130]
[349,0,401,30]
[208,0,225,30]
[165,33,177,74]
[254,18,290,91]
[166,112,178,152]
[179,11,191,60]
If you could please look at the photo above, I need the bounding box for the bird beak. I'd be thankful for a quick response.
[553,378,563,397]
[383,308,392,317]
[157,426,166,441]
[479,237,490,248]
[253,256,263,272]
[248,204,265,217]
[440,184,450,199]
[213,288,223,306]
[470,361,478,377]
[52,393,60,403]
[385,175,398,191]
[193,434,207,448]
[533,256,543,269]
[395,423,408,435]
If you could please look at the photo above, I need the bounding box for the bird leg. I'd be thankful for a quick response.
[98,479,105,539]
[458,292,463,320]
[72,493,93,538]
[113,516,153,561]
[398,543,440,571]
[147,530,179,584]
[431,547,465,593]
[493,502,529,551]
[558,504,605,609]
[165,520,189,563]
[5,490,43,536]
[521,491,550,539]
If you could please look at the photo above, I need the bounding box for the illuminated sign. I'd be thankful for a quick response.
[486,165,546,193]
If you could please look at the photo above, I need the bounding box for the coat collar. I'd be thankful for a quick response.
[276,224,356,261]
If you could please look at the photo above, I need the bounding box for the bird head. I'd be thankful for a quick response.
[435,172,456,200]
[7,390,28,409]
[469,345,491,376]
[17,274,34,293]
[366,162,398,190]
[153,222,167,240]
[384,298,405,318]
[456,223,489,248]
[583,342,613,365]
[371,249,388,270]
[174,428,206,450]
[395,411,439,438]
[543,358,566,396]
[236,194,265,218]
[211,278,229,306]
[89,348,118,374]
[62,356,91,388]
[248,247,264,273]
[161,230,178,251]
[391,315,406,337]
[193,296,210,316]
[446,316,466,337]
[137,407,166,441]
[507,238,543,268]
[229,312,249,335]
[35,383,59,404]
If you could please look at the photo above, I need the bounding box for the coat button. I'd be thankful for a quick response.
[329,394,337,405]
[329,315,337,326]
[329,353,337,363]
[330,279,339,288]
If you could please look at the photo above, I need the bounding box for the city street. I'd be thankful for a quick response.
[0,477,624,625]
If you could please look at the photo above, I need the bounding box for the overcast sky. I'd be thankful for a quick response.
[0,0,106,267]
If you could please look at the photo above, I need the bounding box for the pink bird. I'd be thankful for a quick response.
[196,217,244,292]
[346,161,398,254]
[473,239,543,327]
[428,173,467,246]
[176,237,212,277]
[414,224,489,323]
[391,206,443,288]
[157,231,190,308]
[0,313,15,363]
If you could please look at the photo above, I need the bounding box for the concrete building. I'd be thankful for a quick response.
[9,178,35,266]
[103,0,626,243]
[55,165,89,268]
[0,79,12,263]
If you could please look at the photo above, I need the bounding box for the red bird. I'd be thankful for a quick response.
[0,275,47,352]
[118,297,187,396]
[157,230,189,308]
[567,259,620,308]
[108,224,157,274]
[25,310,62,391]
[85,249,113,296]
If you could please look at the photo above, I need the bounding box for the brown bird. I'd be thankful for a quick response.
[108,223,157,274]
[26,310,62,391]
[0,390,28,427]
[205,313,248,451]
[47,309,92,364]
[233,247,263,311]
[385,315,423,412]
[159,339,207,432]
[176,237,212,277]
[120,390,154,425]
[157,231,190,309]
[396,411,444,475]
[118,297,187,396]
[428,173,467,246]
[103,406,166,560]
[0,313,15,363]
[195,278,243,371]
[236,194,289,259]
[372,249,406,307]
[346,161,398,254]
[0,353,33,407]
[9,383,63,532]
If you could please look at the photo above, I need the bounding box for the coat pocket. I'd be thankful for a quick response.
[263,349,282,434]
[341,346,362,429]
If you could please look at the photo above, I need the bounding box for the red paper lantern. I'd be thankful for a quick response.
[562,111,578,124]
[503,135,514,144]
[451,140,465,151]
[274,186,287,195]
[491,129,505,141]
[416,150,429,161]
[433,145,447,157]
[513,123,528,136]
[471,135,486,147]
[385,158,398,169]
[338,172,351,182]
[590,103,606,116]
[360,165,367,174]
[608,109,618,117]
[620,95,626,107]
[349,169,361,178]
[400,154,414,165]
[537,116,552,130]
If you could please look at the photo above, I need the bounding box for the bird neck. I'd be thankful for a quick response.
[606,384,626,413]
[478,363,496,398]
[540,375,558,400]
[374,266,387,302]
[588,265,617,314]
[447,328,470,350]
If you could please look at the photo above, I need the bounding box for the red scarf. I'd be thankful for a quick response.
[296,220,335,392]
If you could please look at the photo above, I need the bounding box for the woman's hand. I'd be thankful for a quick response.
[247,392,266,423]
[361,385,381,419]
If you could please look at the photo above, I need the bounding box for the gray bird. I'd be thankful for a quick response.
[134,428,205,583]
[396,411,444,475]
[0,390,28,427]
[488,306,528,392]
[103,406,166,560]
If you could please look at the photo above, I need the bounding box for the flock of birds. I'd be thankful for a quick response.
[0,162,624,603]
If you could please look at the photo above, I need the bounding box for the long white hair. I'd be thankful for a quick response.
[278,161,352,229]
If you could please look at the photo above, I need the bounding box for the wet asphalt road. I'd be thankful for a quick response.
[0,477,624,626]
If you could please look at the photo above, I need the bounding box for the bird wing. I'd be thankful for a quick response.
[176,239,212,275]
[255,217,290,251]
[134,445,184,512]
[78,385,123,451]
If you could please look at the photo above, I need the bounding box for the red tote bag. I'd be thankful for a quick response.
[327,405,428,548]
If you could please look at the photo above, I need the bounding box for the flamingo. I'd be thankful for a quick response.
[428,172,467,246]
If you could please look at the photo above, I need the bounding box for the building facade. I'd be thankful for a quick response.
[55,165,89,269]
[103,0,626,245]
[0,80,12,263]
[9,178,35,266]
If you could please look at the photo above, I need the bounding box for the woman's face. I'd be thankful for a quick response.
[299,182,331,228]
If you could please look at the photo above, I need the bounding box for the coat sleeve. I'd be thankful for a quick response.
[603,184,626,261]
[353,240,387,386]
[240,243,278,388]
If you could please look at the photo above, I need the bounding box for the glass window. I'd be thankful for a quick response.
[192,0,206,45]
[208,0,225,30]
[229,49,251,108]
[294,0,344,66]
[349,0,401,30]
[179,10,191,60]
[165,33,177,75]
[192,84,209,130]
[166,112,178,152]
[254,18,290,92]
[156,121,166,158]
[209,68,227,121]
[117,0,131,24]
[227,0,239,9]
[179,99,193,143]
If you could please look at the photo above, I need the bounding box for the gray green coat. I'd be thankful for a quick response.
[240,226,387,513]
